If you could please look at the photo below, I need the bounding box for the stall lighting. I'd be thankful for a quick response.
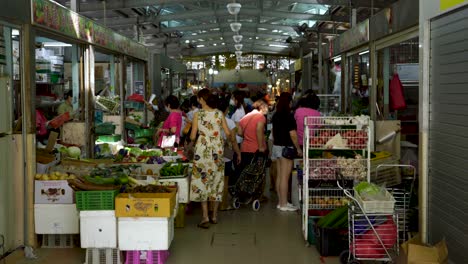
[332,55,341,62]
[234,44,243,51]
[185,40,190,43]
[359,50,369,55]
[208,68,214,75]
[235,51,243,57]
[43,42,72,47]
[196,44,205,47]
[230,22,242,32]
[233,35,243,43]
[12,29,19,36]
[226,3,242,15]
[269,44,288,48]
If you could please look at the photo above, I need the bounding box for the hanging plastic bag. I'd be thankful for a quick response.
[389,73,406,111]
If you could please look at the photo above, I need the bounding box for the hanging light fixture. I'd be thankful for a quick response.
[226,3,242,15]
[233,35,243,43]
[230,22,242,32]
[235,50,243,57]
[234,44,243,51]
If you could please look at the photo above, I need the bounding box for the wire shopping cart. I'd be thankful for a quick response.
[377,164,416,244]
[336,174,399,264]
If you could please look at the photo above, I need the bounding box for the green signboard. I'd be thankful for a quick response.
[31,0,147,60]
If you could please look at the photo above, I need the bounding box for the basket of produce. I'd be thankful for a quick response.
[354,182,396,214]
[95,122,116,135]
[96,96,120,114]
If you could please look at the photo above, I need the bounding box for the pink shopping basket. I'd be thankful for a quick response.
[125,250,170,264]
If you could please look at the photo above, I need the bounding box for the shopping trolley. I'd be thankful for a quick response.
[336,173,399,264]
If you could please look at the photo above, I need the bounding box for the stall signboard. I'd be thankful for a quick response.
[339,19,369,52]
[440,0,468,11]
[31,0,147,61]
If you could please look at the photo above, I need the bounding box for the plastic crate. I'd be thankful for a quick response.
[76,190,120,211]
[124,101,144,110]
[85,248,121,264]
[125,250,169,264]
[96,123,116,135]
[315,226,348,256]
[354,188,396,214]
[97,135,122,143]
[307,217,320,245]
[49,112,70,129]
[134,128,155,138]
[41,234,75,248]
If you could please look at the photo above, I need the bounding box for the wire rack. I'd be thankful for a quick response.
[302,116,371,242]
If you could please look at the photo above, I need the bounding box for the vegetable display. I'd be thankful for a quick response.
[123,185,173,193]
[317,206,348,228]
[159,162,189,177]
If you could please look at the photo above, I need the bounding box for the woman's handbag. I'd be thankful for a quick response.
[281,146,297,160]
[160,134,176,148]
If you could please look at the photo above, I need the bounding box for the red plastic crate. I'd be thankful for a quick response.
[49,112,70,129]
[125,250,169,264]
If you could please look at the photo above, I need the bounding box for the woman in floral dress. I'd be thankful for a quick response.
[190,89,230,228]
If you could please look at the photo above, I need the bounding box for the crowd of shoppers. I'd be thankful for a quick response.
[151,88,320,227]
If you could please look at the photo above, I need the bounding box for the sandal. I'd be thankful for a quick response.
[209,218,218,224]
[197,221,210,229]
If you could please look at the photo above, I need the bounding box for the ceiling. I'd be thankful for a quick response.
[55,0,396,59]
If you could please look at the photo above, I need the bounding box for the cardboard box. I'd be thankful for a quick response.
[115,188,176,217]
[35,180,74,204]
[397,235,449,264]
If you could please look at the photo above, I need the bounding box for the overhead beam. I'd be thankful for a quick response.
[83,8,347,26]
[77,0,389,13]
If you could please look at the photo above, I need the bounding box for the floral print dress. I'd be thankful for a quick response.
[190,109,225,202]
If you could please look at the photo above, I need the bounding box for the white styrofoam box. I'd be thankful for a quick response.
[157,176,190,203]
[36,160,59,174]
[34,204,79,234]
[80,210,117,248]
[118,217,174,251]
[35,180,74,204]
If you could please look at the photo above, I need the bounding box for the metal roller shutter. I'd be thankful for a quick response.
[429,6,468,263]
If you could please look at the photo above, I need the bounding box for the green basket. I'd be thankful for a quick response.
[75,190,119,210]
[125,122,141,131]
[95,122,116,135]
[134,128,154,138]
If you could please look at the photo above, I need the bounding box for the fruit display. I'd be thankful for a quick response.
[122,185,173,193]
[310,130,368,150]
[35,171,77,181]
[160,162,189,177]
[309,196,350,208]
[309,156,366,180]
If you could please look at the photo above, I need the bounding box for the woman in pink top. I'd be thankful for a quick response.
[294,93,321,148]
[157,95,183,147]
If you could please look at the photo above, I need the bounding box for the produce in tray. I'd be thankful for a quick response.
[309,155,366,180]
[159,162,189,177]
[35,171,77,181]
[122,185,173,193]
[317,206,348,228]
[67,175,121,191]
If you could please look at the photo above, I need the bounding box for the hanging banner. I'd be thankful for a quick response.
[31,0,147,60]
[440,0,468,11]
